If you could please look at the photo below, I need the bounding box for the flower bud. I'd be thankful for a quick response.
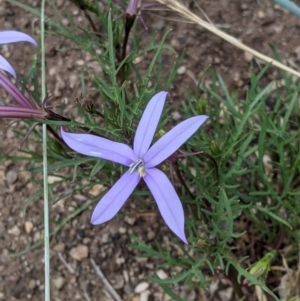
[77,97,95,113]
[209,140,221,156]
[248,250,276,281]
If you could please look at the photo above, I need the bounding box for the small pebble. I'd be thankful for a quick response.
[135,257,148,263]
[56,0,64,7]
[72,9,80,15]
[76,59,85,66]
[61,18,69,26]
[156,269,168,279]
[123,270,129,283]
[262,8,275,25]
[48,176,61,184]
[6,170,17,184]
[133,56,143,64]
[145,263,154,269]
[177,65,186,75]
[116,257,125,265]
[8,225,21,236]
[69,74,78,89]
[69,244,89,261]
[147,231,155,241]
[101,233,109,243]
[90,184,105,196]
[83,238,91,244]
[48,67,57,76]
[53,242,66,252]
[33,231,41,242]
[171,38,181,48]
[24,221,33,234]
[134,282,149,293]
[267,24,283,34]
[219,287,233,300]
[53,276,65,289]
[257,10,265,19]
[140,290,150,301]
[28,279,36,289]
[263,154,272,175]
[54,88,62,98]
[214,57,221,64]
[119,227,126,234]
[124,216,136,225]
[171,111,182,121]
[244,52,253,62]
[112,275,124,289]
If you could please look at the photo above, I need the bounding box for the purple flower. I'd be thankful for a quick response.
[125,0,139,16]
[0,31,37,78]
[115,0,157,28]
[0,73,47,119]
[61,92,209,243]
[115,0,142,16]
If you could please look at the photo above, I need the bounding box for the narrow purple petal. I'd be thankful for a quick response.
[0,73,33,108]
[145,116,209,168]
[140,3,160,9]
[0,106,47,119]
[133,91,168,158]
[0,55,16,78]
[0,31,37,46]
[61,128,136,166]
[143,168,188,243]
[91,172,140,224]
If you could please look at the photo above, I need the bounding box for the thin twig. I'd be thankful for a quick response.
[80,280,92,301]
[90,259,123,301]
[57,252,76,274]
[156,0,300,78]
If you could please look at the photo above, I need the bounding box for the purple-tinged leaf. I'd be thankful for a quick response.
[134,91,168,158]
[61,129,136,166]
[145,115,209,168]
[91,171,140,224]
[0,31,37,46]
[144,168,188,243]
[0,55,16,78]
[0,73,33,108]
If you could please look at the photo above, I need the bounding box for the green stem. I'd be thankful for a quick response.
[40,1,50,300]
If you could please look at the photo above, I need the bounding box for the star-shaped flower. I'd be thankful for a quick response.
[0,31,37,78]
[61,91,209,243]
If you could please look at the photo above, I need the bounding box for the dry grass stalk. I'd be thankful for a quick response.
[156,0,300,78]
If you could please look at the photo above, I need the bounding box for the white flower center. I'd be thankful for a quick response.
[129,159,146,177]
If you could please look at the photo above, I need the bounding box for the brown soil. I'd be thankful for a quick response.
[1,0,300,300]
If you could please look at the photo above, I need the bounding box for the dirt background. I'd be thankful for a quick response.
[1,0,300,300]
